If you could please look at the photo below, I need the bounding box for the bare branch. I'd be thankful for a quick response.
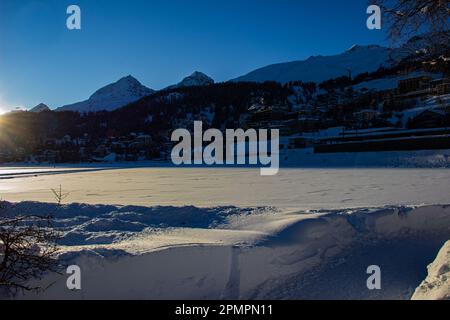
[372,0,450,51]
[0,203,61,295]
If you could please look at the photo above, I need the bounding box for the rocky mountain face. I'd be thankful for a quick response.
[30,103,51,113]
[166,71,214,90]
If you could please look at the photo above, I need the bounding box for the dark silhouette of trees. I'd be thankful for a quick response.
[374,0,449,53]
[0,202,60,294]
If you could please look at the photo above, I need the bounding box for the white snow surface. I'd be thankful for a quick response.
[5,202,448,300]
[1,164,450,300]
[3,166,450,209]
[353,72,442,92]
[412,240,450,300]
[56,76,155,113]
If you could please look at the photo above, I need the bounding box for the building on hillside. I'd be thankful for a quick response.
[354,109,380,122]
[135,134,152,147]
[409,109,448,129]
[288,136,316,149]
[297,116,323,132]
[430,78,450,95]
[397,76,432,95]
[93,144,109,158]
[43,150,59,163]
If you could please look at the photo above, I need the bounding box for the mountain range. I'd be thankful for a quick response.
[232,35,429,84]
[38,39,423,114]
[232,45,409,84]
[54,72,214,113]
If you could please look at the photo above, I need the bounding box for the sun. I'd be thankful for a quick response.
[0,95,8,114]
[0,94,13,115]
[0,106,8,115]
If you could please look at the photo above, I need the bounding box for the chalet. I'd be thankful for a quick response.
[430,78,450,95]
[43,150,59,163]
[354,109,380,122]
[111,142,126,154]
[397,76,431,95]
[247,106,291,124]
[297,116,323,132]
[410,109,447,129]
[0,152,12,163]
[44,138,57,149]
[93,144,108,158]
[288,136,315,149]
[248,103,265,112]
[135,134,152,147]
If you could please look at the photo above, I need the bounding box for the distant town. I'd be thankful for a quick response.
[0,41,449,165]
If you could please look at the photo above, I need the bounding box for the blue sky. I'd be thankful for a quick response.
[0,0,386,112]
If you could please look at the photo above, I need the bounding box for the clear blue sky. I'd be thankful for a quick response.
[0,0,386,112]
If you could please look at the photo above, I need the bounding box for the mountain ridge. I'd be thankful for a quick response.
[166,71,215,90]
[231,34,437,84]
[56,75,155,113]
[55,72,215,113]
[52,36,430,114]
[231,44,401,84]
[30,103,51,113]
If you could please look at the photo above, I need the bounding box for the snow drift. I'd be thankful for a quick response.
[412,240,450,300]
[2,202,448,300]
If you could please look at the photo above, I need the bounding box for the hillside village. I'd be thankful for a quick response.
[0,41,449,164]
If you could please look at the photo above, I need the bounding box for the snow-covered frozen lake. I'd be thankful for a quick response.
[2,166,450,300]
[1,166,450,209]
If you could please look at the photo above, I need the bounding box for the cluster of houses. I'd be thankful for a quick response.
[0,132,168,164]
[245,101,332,136]
[1,73,450,164]
[285,74,450,153]
[246,74,449,140]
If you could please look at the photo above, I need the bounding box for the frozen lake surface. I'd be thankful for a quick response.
[1,166,450,209]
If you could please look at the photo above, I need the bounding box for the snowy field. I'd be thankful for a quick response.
[1,162,449,300]
[5,202,449,300]
[3,166,450,209]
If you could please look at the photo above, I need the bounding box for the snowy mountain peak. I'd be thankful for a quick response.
[168,71,215,90]
[347,44,360,52]
[183,71,214,86]
[346,44,382,52]
[57,76,155,113]
[30,103,50,113]
[232,44,401,84]
[89,75,153,100]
